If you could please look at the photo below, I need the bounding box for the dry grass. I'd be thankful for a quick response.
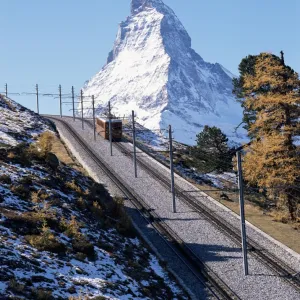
[271,210,290,224]
[60,215,82,238]
[65,180,83,194]
[194,182,300,253]
[38,131,54,156]
[50,133,87,173]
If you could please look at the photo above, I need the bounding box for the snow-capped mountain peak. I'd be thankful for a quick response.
[81,0,246,145]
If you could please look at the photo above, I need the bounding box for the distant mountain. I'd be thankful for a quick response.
[81,0,246,145]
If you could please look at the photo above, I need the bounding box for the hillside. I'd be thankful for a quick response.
[0,95,188,299]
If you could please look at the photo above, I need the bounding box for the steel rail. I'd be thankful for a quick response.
[46,116,240,300]
[69,116,300,291]
[112,141,300,293]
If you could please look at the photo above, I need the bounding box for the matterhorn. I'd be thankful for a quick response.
[81,0,245,145]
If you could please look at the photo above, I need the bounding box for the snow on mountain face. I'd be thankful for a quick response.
[81,0,246,145]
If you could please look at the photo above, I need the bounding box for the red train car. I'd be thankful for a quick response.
[96,117,122,141]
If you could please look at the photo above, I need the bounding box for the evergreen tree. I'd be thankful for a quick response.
[235,52,300,220]
[192,126,232,173]
[233,55,258,134]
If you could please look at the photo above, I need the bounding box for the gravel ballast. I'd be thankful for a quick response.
[51,116,300,300]
[53,118,210,300]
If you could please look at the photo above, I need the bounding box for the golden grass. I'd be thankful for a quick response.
[194,182,300,253]
[49,133,87,174]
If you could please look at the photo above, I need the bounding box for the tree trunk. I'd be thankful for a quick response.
[287,194,296,221]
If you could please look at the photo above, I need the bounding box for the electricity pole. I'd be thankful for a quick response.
[169,125,176,213]
[72,86,75,121]
[36,84,39,114]
[81,90,84,130]
[237,151,249,276]
[92,96,96,141]
[108,101,113,156]
[5,83,7,97]
[132,110,137,178]
[59,85,62,118]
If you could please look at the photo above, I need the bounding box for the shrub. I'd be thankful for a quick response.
[25,221,66,253]
[109,197,125,218]
[88,182,108,202]
[31,192,39,204]
[38,132,54,157]
[108,197,135,237]
[90,201,103,218]
[272,210,290,224]
[2,209,49,235]
[76,197,87,210]
[26,143,42,160]
[75,252,87,261]
[8,143,31,166]
[19,176,33,186]
[65,180,82,194]
[11,184,30,200]
[8,278,25,293]
[60,215,82,238]
[116,214,135,237]
[72,236,95,260]
[0,174,11,184]
[32,288,53,300]
[97,240,114,253]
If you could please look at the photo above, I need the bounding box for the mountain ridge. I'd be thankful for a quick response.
[81,0,246,145]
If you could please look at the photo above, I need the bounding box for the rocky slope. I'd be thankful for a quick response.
[0,95,188,299]
[0,95,52,147]
[81,0,246,145]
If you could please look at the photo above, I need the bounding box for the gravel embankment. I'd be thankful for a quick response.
[53,117,210,300]
[51,116,300,300]
[129,141,300,273]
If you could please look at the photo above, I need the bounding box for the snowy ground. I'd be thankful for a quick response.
[0,96,188,299]
[0,95,52,147]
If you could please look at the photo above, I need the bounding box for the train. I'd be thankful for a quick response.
[96,117,122,141]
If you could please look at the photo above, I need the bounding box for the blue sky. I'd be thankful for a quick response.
[1,0,299,114]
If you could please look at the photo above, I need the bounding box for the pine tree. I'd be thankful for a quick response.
[233,55,258,134]
[235,52,300,220]
[192,125,232,173]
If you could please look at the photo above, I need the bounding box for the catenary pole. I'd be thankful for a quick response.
[92,95,96,141]
[132,110,137,178]
[36,84,39,114]
[72,86,75,121]
[237,151,249,276]
[169,125,176,213]
[59,85,62,118]
[81,90,84,130]
[108,101,113,156]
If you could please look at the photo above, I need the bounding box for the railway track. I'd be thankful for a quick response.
[111,140,300,291]
[47,116,240,300]
[66,115,300,292]
[113,140,300,290]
